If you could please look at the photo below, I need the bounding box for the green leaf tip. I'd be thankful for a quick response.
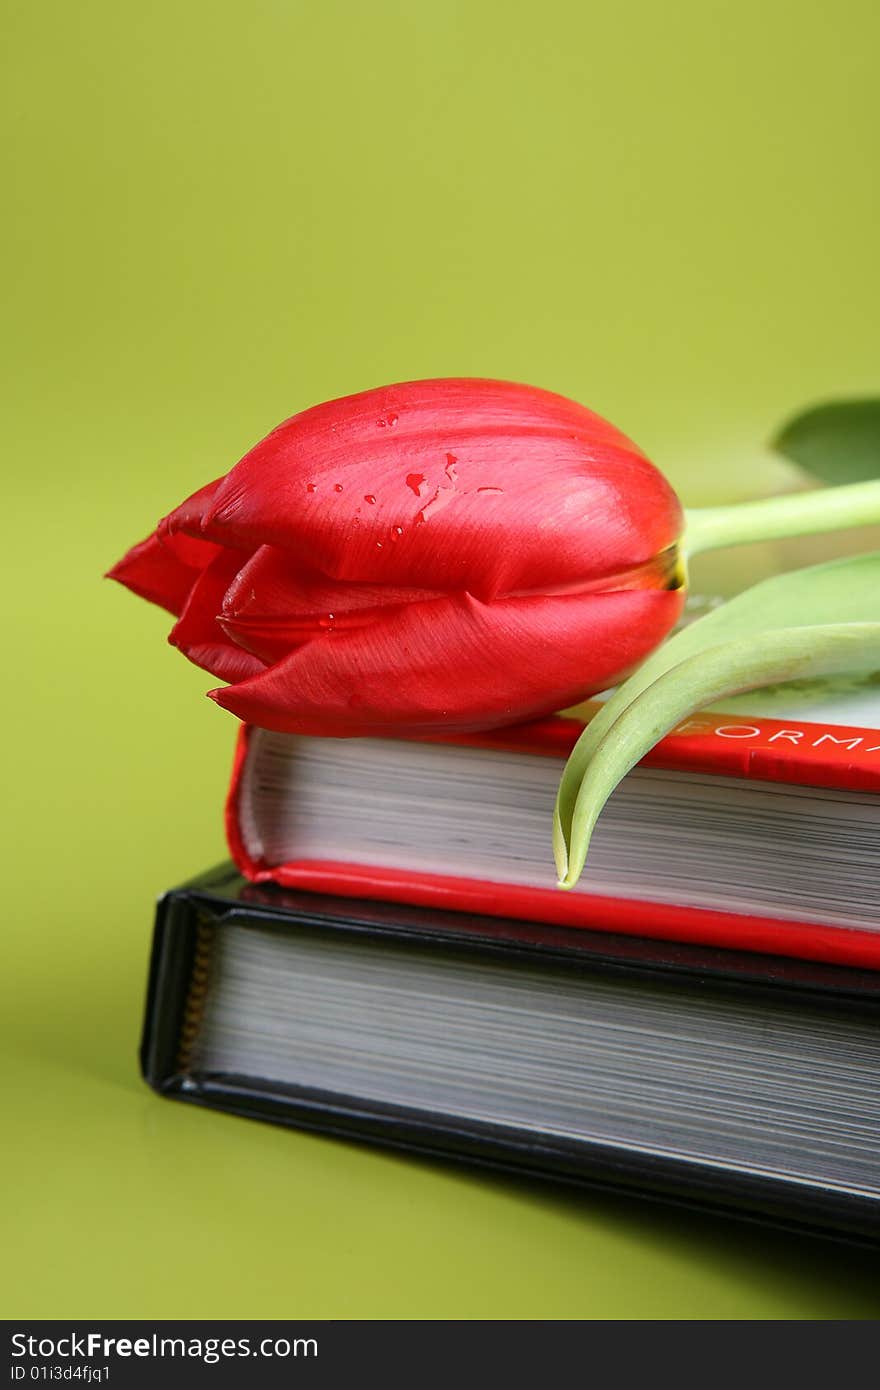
[554,550,880,892]
[558,622,880,890]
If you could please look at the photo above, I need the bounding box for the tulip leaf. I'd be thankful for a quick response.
[773,398,880,486]
[553,550,880,884]
[557,622,880,889]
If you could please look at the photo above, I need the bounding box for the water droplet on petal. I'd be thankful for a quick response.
[387,412,399,426]
[477,486,503,495]
[334,483,344,493]
[376,540,383,548]
[406,472,427,496]
[376,418,386,428]
[364,494,376,505]
[306,482,317,493]
[418,489,455,522]
[392,525,403,538]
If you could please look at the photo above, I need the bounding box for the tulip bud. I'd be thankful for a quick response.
[108,378,685,735]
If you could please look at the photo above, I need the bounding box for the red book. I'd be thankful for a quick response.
[226,698,880,970]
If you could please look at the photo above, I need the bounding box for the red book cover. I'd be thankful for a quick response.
[225,703,880,970]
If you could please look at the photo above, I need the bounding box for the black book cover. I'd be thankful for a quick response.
[141,863,880,1243]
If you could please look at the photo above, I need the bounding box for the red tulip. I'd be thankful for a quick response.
[108,379,685,735]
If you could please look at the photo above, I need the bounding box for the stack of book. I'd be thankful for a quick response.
[142,687,880,1241]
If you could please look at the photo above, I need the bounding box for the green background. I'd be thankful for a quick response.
[4,0,880,1318]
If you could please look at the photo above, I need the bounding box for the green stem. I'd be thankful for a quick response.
[684,479,880,557]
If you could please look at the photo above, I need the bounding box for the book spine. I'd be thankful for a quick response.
[225,721,254,877]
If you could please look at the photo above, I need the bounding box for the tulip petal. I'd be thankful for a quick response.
[106,529,223,616]
[159,477,226,540]
[197,379,682,601]
[218,544,448,662]
[208,586,684,736]
[111,381,689,738]
[169,550,267,682]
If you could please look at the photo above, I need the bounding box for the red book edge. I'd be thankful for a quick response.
[225,706,880,970]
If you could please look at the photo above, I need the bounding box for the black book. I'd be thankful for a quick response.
[141,863,880,1242]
